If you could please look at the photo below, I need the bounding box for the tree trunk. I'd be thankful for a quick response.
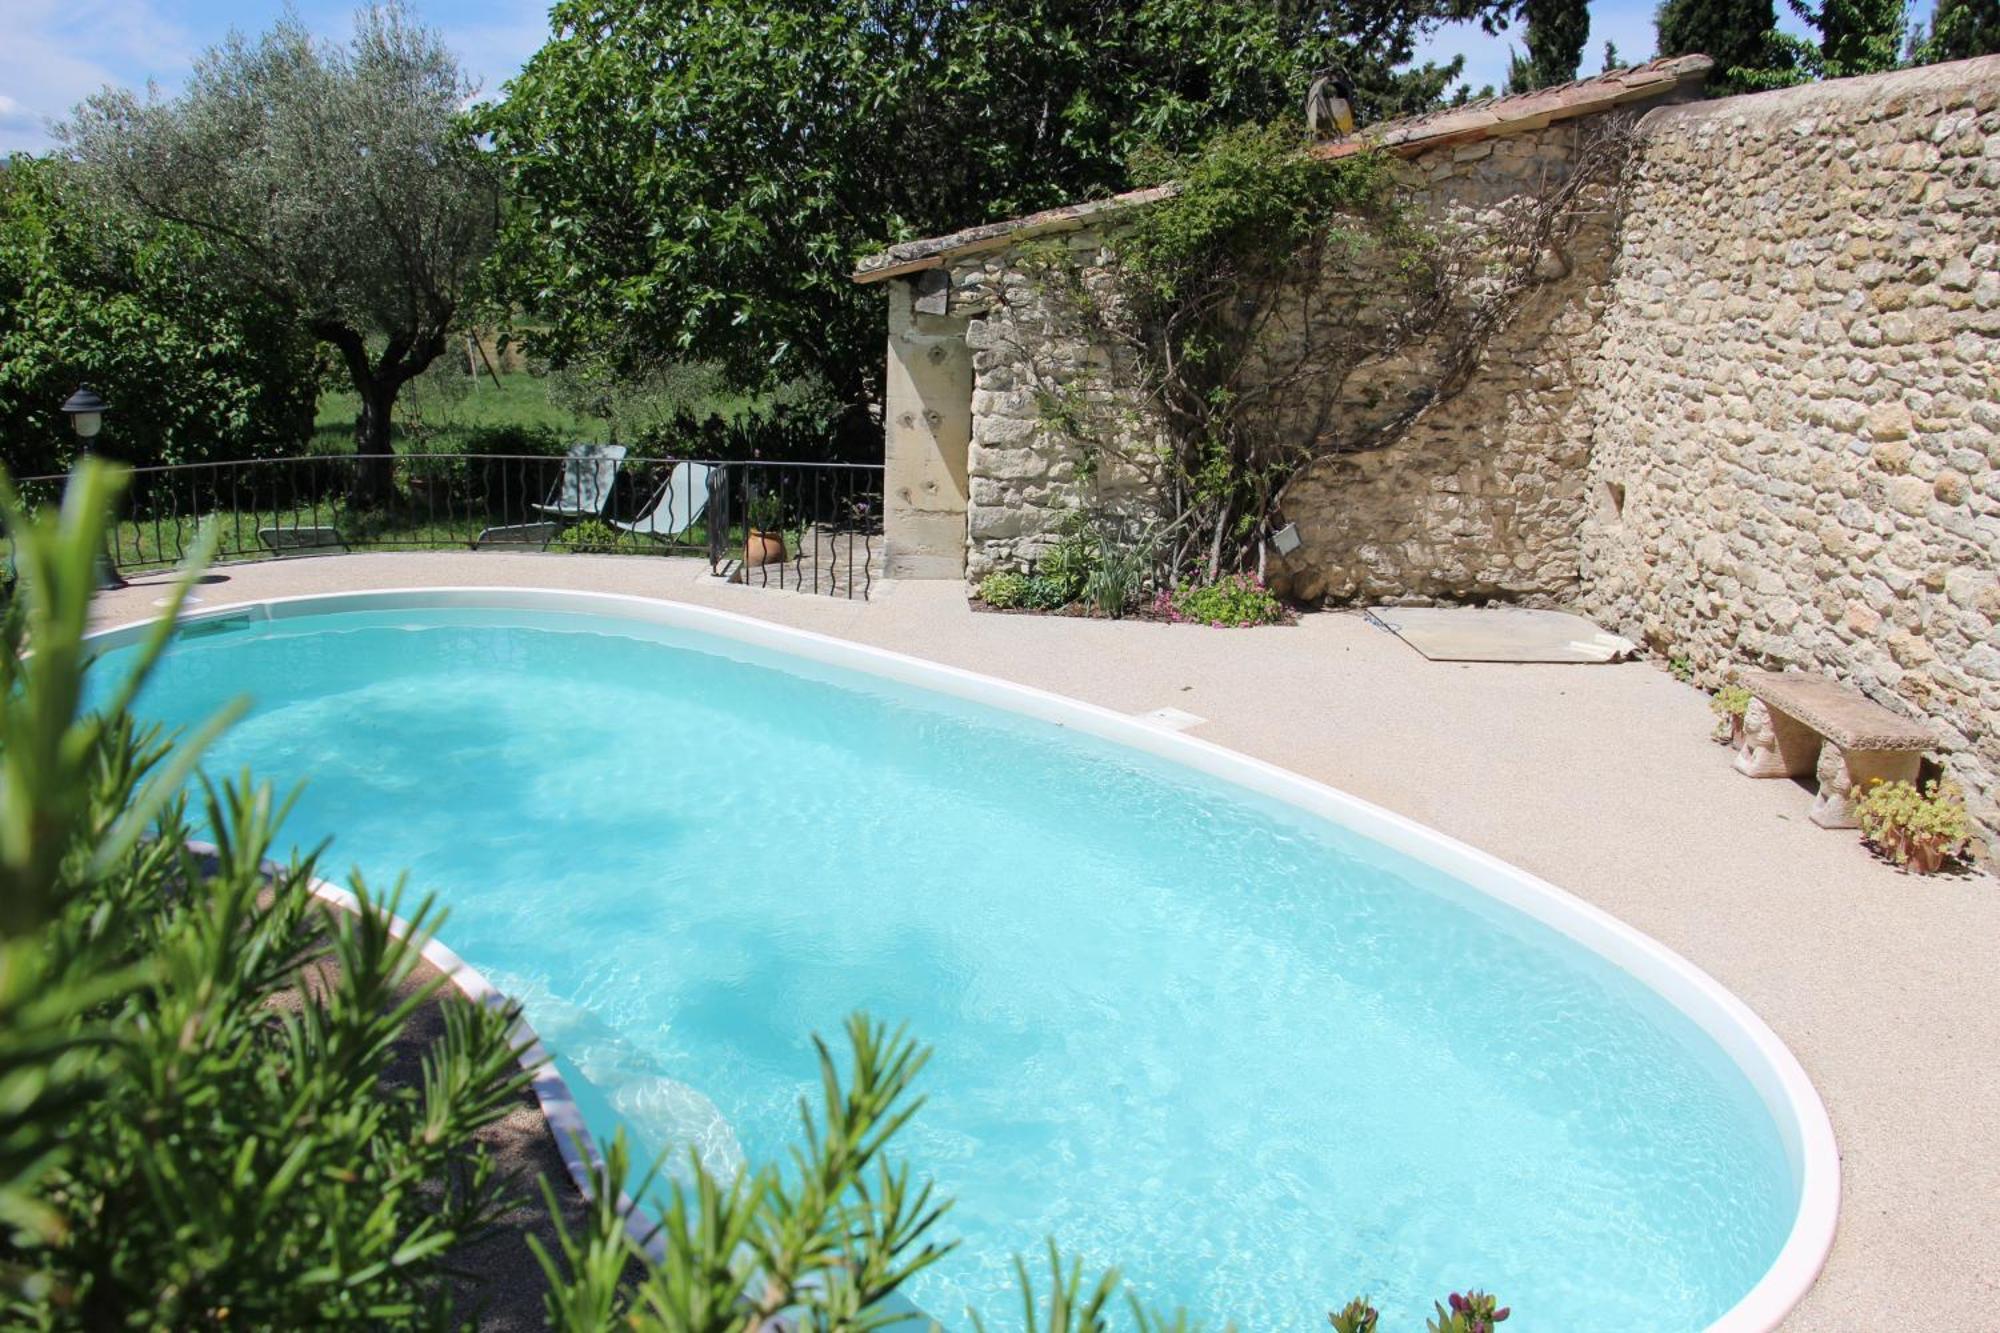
[352,381,398,504]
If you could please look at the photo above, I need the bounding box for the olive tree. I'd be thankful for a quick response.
[61,4,498,499]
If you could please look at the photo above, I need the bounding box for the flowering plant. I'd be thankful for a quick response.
[1152,571,1287,627]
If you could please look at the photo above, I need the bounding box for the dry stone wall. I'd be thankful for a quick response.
[1578,58,2000,841]
[948,121,1623,585]
[937,57,1999,844]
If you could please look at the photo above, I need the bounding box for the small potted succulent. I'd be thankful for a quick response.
[1855,779,1971,873]
[744,491,788,568]
[1711,683,1752,746]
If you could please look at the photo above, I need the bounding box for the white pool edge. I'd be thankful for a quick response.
[95,586,1840,1330]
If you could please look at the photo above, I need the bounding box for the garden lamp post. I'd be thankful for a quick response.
[61,385,109,443]
[60,385,125,587]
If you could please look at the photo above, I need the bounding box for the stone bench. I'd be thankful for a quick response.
[1732,669,1936,829]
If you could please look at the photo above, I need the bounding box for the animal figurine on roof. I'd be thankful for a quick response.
[1305,69,1358,138]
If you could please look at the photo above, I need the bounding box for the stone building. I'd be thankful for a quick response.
[852,56,2000,845]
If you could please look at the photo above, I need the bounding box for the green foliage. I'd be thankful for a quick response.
[1123,123,1399,305]
[62,3,498,471]
[1035,521,1103,609]
[535,1015,954,1332]
[1710,684,1753,718]
[481,0,1503,409]
[1668,655,1695,683]
[0,157,317,477]
[1156,573,1288,627]
[0,460,530,1323]
[1025,575,1078,612]
[1330,1298,1382,1333]
[1710,683,1753,741]
[1100,123,1416,580]
[562,518,622,553]
[977,571,1032,609]
[1428,1291,1510,1333]
[747,491,788,532]
[1856,779,1972,872]
[1501,0,1592,91]
[1656,0,1787,93]
[1805,0,1910,76]
[1910,0,2000,62]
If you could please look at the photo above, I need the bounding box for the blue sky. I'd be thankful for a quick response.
[0,0,1929,155]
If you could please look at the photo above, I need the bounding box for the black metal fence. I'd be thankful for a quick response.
[10,453,885,599]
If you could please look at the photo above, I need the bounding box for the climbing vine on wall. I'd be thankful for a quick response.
[997,115,1637,587]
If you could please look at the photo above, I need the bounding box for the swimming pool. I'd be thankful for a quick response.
[88,589,1836,1330]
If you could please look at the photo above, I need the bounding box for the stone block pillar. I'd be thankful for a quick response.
[882,276,971,579]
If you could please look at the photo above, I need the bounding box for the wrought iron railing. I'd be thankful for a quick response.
[8,453,885,599]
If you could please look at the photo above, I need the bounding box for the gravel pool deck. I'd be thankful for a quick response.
[91,553,1999,1328]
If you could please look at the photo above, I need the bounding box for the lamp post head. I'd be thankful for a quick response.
[61,385,110,440]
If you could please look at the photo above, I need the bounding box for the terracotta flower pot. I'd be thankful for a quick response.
[1908,840,1946,874]
[744,529,787,568]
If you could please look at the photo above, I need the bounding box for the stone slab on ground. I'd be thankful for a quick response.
[1365,605,1637,663]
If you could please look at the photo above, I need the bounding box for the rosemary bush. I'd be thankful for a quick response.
[0,462,528,1327]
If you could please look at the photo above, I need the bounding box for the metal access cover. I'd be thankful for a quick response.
[1364,606,1638,663]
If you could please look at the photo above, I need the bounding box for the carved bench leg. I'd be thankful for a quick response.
[1811,746,1922,830]
[1733,698,1821,778]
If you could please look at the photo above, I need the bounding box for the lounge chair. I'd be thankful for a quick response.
[257,526,348,556]
[531,444,628,520]
[612,462,715,542]
[472,521,562,550]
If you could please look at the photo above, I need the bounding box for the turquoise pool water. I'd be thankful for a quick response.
[98,606,1795,1329]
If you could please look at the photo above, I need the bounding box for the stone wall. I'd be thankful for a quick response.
[1277,123,1617,603]
[1578,58,2000,840]
[900,57,2000,844]
[943,120,1631,585]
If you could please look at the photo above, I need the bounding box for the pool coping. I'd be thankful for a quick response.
[90,585,1841,1331]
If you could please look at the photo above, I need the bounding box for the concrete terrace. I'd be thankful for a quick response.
[90,554,2000,1328]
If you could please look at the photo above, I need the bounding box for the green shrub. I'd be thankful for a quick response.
[0,159,319,477]
[1710,684,1751,718]
[563,517,622,553]
[0,461,527,1326]
[1030,515,1106,606]
[1024,573,1075,611]
[1156,572,1286,626]
[1084,539,1150,618]
[978,571,1031,609]
[1856,778,1971,872]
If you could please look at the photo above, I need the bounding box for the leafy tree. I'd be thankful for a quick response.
[482,0,1504,424]
[0,158,317,479]
[1500,0,1593,91]
[1909,0,2000,62]
[0,461,530,1324]
[1798,0,1910,76]
[1655,0,1788,92]
[61,4,498,499]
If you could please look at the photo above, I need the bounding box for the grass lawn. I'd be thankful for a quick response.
[310,369,770,456]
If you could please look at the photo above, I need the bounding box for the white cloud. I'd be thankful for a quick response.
[0,0,200,153]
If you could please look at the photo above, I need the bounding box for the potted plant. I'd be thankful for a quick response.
[1855,778,1971,873]
[1711,683,1752,746]
[744,491,787,567]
